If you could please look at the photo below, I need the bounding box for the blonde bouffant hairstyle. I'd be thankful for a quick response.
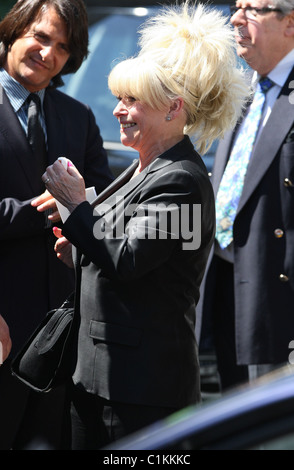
[108,1,250,154]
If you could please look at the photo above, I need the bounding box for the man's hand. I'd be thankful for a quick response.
[0,316,12,364]
[31,189,61,224]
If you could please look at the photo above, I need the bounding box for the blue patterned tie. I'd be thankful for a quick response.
[215,77,274,249]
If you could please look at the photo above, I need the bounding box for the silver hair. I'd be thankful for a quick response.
[270,0,294,14]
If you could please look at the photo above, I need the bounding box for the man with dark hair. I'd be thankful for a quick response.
[0,0,113,449]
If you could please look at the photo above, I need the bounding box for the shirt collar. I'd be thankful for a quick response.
[0,68,46,112]
[252,48,294,89]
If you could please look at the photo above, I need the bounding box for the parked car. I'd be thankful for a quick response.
[61,4,234,177]
[103,365,294,450]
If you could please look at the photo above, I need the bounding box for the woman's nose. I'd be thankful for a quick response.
[113,101,127,116]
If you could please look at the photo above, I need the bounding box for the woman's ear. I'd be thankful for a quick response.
[168,97,184,118]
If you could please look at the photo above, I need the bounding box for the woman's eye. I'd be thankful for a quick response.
[116,95,137,105]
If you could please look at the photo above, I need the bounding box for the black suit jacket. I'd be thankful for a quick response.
[197,67,294,365]
[0,84,113,356]
[63,136,215,408]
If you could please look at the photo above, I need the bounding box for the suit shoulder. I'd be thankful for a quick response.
[171,155,211,183]
[45,88,91,114]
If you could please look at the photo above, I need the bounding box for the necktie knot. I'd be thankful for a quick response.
[27,93,42,120]
[258,76,274,94]
[28,92,41,106]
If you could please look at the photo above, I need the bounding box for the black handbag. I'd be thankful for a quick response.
[11,292,76,393]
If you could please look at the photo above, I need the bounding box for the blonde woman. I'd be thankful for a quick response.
[45,2,249,448]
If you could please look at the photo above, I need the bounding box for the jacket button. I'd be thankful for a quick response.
[284,178,293,187]
[274,228,284,238]
[279,274,289,282]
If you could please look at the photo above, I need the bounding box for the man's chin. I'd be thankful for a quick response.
[16,63,51,89]
[19,75,51,92]
[237,44,252,61]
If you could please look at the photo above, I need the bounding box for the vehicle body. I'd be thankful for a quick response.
[104,365,294,450]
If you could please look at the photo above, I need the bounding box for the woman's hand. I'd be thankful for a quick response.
[42,160,86,213]
[53,227,74,269]
[0,315,12,364]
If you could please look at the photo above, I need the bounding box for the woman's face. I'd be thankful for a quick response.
[113,95,168,155]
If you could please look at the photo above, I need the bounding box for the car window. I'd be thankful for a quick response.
[63,14,143,143]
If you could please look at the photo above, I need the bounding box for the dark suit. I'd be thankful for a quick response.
[197,67,294,387]
[63,136,215,418]
[0,84,113,449]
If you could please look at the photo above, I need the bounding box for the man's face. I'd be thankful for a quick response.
[231,1,294,75]
[4,5,70,92]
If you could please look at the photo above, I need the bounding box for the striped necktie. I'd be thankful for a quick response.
[215,76,274,249]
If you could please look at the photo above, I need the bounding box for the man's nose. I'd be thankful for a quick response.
[40,45,54,61]
[231,7,248,26]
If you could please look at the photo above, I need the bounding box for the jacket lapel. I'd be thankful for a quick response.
[92,147,178,211]
[44,91,66,165]
[91,159,139,208]
[90,136,198,224]
[212,128,236,194]
[0,85,41,194]
[237,67,294,215]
